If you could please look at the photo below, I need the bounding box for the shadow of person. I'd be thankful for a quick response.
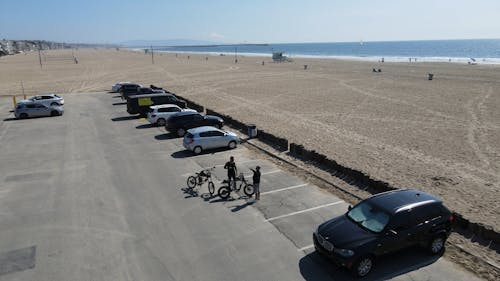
[230,200,255,212]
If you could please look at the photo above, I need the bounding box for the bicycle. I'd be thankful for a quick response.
[217,173,255,200]
[186,167,216,195]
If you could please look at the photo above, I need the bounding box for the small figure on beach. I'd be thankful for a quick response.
[262,61,265,66]
[188,55,190,60]
[381,58,384,63]
[206,56,208,61]
[378,68,382,72]
[304,64,308,70]
[373,68,377,72]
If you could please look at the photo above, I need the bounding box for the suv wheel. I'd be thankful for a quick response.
[157,118,166,126]
[353,256,373,278]
[51,102,59,106]
[228,141,237,149]
[177,128,186,137]
[51,110,59,116]
[428,235,446,255]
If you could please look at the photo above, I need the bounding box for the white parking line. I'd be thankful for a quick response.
[203,159,259,170]
[261,183,308,195]
[260,169,281,175]
[265,201,344,222]
[298,244,314,252]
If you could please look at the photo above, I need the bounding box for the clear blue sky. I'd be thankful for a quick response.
[1,0,499,44]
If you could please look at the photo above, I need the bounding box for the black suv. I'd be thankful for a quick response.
[314,189,453,277]
[165,112,223,137]
[119,83,141,100]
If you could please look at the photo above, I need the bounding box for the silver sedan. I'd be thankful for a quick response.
[183,126,240,154]
[15,102,64,119]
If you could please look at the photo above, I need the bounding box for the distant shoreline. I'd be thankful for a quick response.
[127,48,500,65]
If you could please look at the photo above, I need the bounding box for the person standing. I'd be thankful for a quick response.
[224,156,237,188]
[250,166,261,200]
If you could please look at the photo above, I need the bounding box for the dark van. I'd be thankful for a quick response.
[126,93,187,116]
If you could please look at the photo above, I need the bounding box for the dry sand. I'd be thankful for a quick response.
[1,49,499,231]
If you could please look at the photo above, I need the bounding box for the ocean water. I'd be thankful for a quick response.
[156,39,500,64]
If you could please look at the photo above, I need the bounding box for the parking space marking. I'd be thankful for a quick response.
[260,169,281,175]
[203,159,260,170]
[298,244,314,252]
[261,183,308,195]
[265,201,344,222]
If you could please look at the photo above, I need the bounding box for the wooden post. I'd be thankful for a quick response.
[151,45,154,64]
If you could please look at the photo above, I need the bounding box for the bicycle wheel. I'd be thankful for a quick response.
[187,176,197,188]
[243,183,255,197]
[218,186,231,200]
[208,181,215,195]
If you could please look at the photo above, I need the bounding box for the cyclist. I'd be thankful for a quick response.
[224,156,238,188]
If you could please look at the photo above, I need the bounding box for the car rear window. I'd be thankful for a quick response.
[185,132,194,138]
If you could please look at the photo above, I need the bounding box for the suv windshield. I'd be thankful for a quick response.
[347,201,390,233]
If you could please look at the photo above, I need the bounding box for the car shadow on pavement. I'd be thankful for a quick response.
[112,102,127,106]
[136,123,155,129]
[3,117,17,122]
[111,116,140,122]
[299,248,442,281]
[154,133,176,141]
[171,147,238,158]
[112,95,121,98]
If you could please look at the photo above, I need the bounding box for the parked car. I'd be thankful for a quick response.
[126,93,187,116]
[313,189,453,278]
[183,126,239,154]
[165,112,224,137]
[15,102,64,119]
[20,93,64,107]
[136,87,166,95]
[111,81,131,92]
[119,83,142,100]
[146,104,196,126]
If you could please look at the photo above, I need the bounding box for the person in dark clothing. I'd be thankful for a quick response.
[250,166,261,200]
[224,156,237,188]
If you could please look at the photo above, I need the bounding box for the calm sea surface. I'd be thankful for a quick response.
[155,39,500,63]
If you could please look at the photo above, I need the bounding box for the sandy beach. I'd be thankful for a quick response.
[1,48,499,230]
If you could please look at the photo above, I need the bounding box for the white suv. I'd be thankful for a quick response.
[146,104,196,126]
[23,94,64,107]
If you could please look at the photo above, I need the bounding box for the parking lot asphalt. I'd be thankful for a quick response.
[0,92,483,281]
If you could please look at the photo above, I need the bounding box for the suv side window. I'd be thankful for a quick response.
[158,108,169,113]
[199,132,210,137]
[211,131,224,137]
[389,211,412,231]
[412,205,442,225]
